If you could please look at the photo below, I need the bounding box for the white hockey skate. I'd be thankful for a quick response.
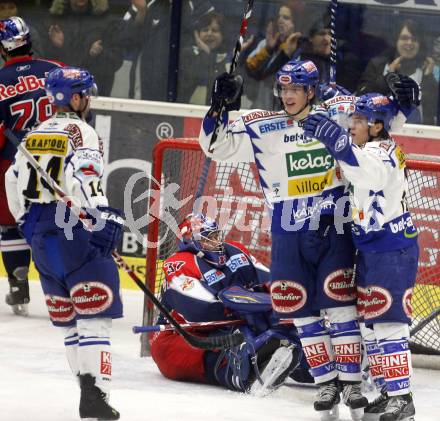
[249,345,298,397]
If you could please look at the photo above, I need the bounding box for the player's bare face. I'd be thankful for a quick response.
[277,6,294,39]
[199,20,223,51]
[280,84,308,117]
[397,26,419,59]
[311,29,331,57]
[348,115,369,145]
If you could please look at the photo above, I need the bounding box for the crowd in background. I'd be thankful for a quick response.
[4,0,440,125]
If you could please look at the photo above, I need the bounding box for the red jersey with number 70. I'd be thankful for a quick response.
[0,55,64,159]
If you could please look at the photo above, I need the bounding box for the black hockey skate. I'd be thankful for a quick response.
[314,379,340,421]
[379,393,415,421]
[79,374,120,420]
[362,391,390,421]
[5,277,29,316]
[341,382,368,421]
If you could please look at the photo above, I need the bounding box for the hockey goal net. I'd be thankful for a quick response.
[142,138,440,358]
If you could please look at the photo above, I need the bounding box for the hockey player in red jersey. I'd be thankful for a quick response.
[0,16,64,316]
[150,213,313,395]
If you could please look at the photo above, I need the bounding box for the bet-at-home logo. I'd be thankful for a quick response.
[285,149,334,177]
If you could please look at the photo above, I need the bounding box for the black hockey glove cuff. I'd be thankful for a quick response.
[385,72,421,108]
[208,73,243,117]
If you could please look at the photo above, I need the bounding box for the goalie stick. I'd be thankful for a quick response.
[132,318,295,333]
[6,129,244,351]
[196,0,254,199]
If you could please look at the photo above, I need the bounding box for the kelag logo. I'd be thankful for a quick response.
[285,149,334,177]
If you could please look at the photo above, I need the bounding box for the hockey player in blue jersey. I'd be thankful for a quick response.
[304,93,419,421]
[5,67,123,420]
[150,213,313,395]
[199,60,368,420]
[0,16,64,316]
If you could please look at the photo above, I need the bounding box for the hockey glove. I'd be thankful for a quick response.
[385,72,421,109]
[316,83,352,101]
[208,72,243,117]
[303,114,358,165]
[88,206,125,257]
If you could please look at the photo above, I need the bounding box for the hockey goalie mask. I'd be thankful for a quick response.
[178,213,226,267]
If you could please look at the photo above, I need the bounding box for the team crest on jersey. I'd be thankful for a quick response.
[70,282,113,315]
[204,268,226,286]
[45,294,76,323]
[226,253,249,272]
[180,277,195,291]
[163,261,185,275]
[363,285,393,319]
[356,286,366,317]
[402,288,413,317]
[270,280,307,313]
[65,123,83,149]
[324,269,356,301]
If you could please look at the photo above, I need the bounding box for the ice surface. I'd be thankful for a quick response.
[1,280,439,421]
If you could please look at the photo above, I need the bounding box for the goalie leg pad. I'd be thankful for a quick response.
[326,306,362,383]
[295,317,337,384]
[373,322,412,396]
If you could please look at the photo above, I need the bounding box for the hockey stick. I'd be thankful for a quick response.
[6,129,244,351]
[196,0,254,199]
[329,0,338,87]
[133,318,295,334]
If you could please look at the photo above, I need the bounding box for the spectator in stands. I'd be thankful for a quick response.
[246,8,362,108]
[177,11,254,106]
[245,1,302,108]
[42,0,123,97]
[124,0,214,101]
[357,19,438,125]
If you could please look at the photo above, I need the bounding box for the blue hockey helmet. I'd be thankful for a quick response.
[178,213,226,267]
[274,60,320,96]
[0,16,30,52]
[45,67,98,106]
[352,93,397,131]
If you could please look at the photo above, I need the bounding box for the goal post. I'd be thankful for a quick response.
[141,138,440,359]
